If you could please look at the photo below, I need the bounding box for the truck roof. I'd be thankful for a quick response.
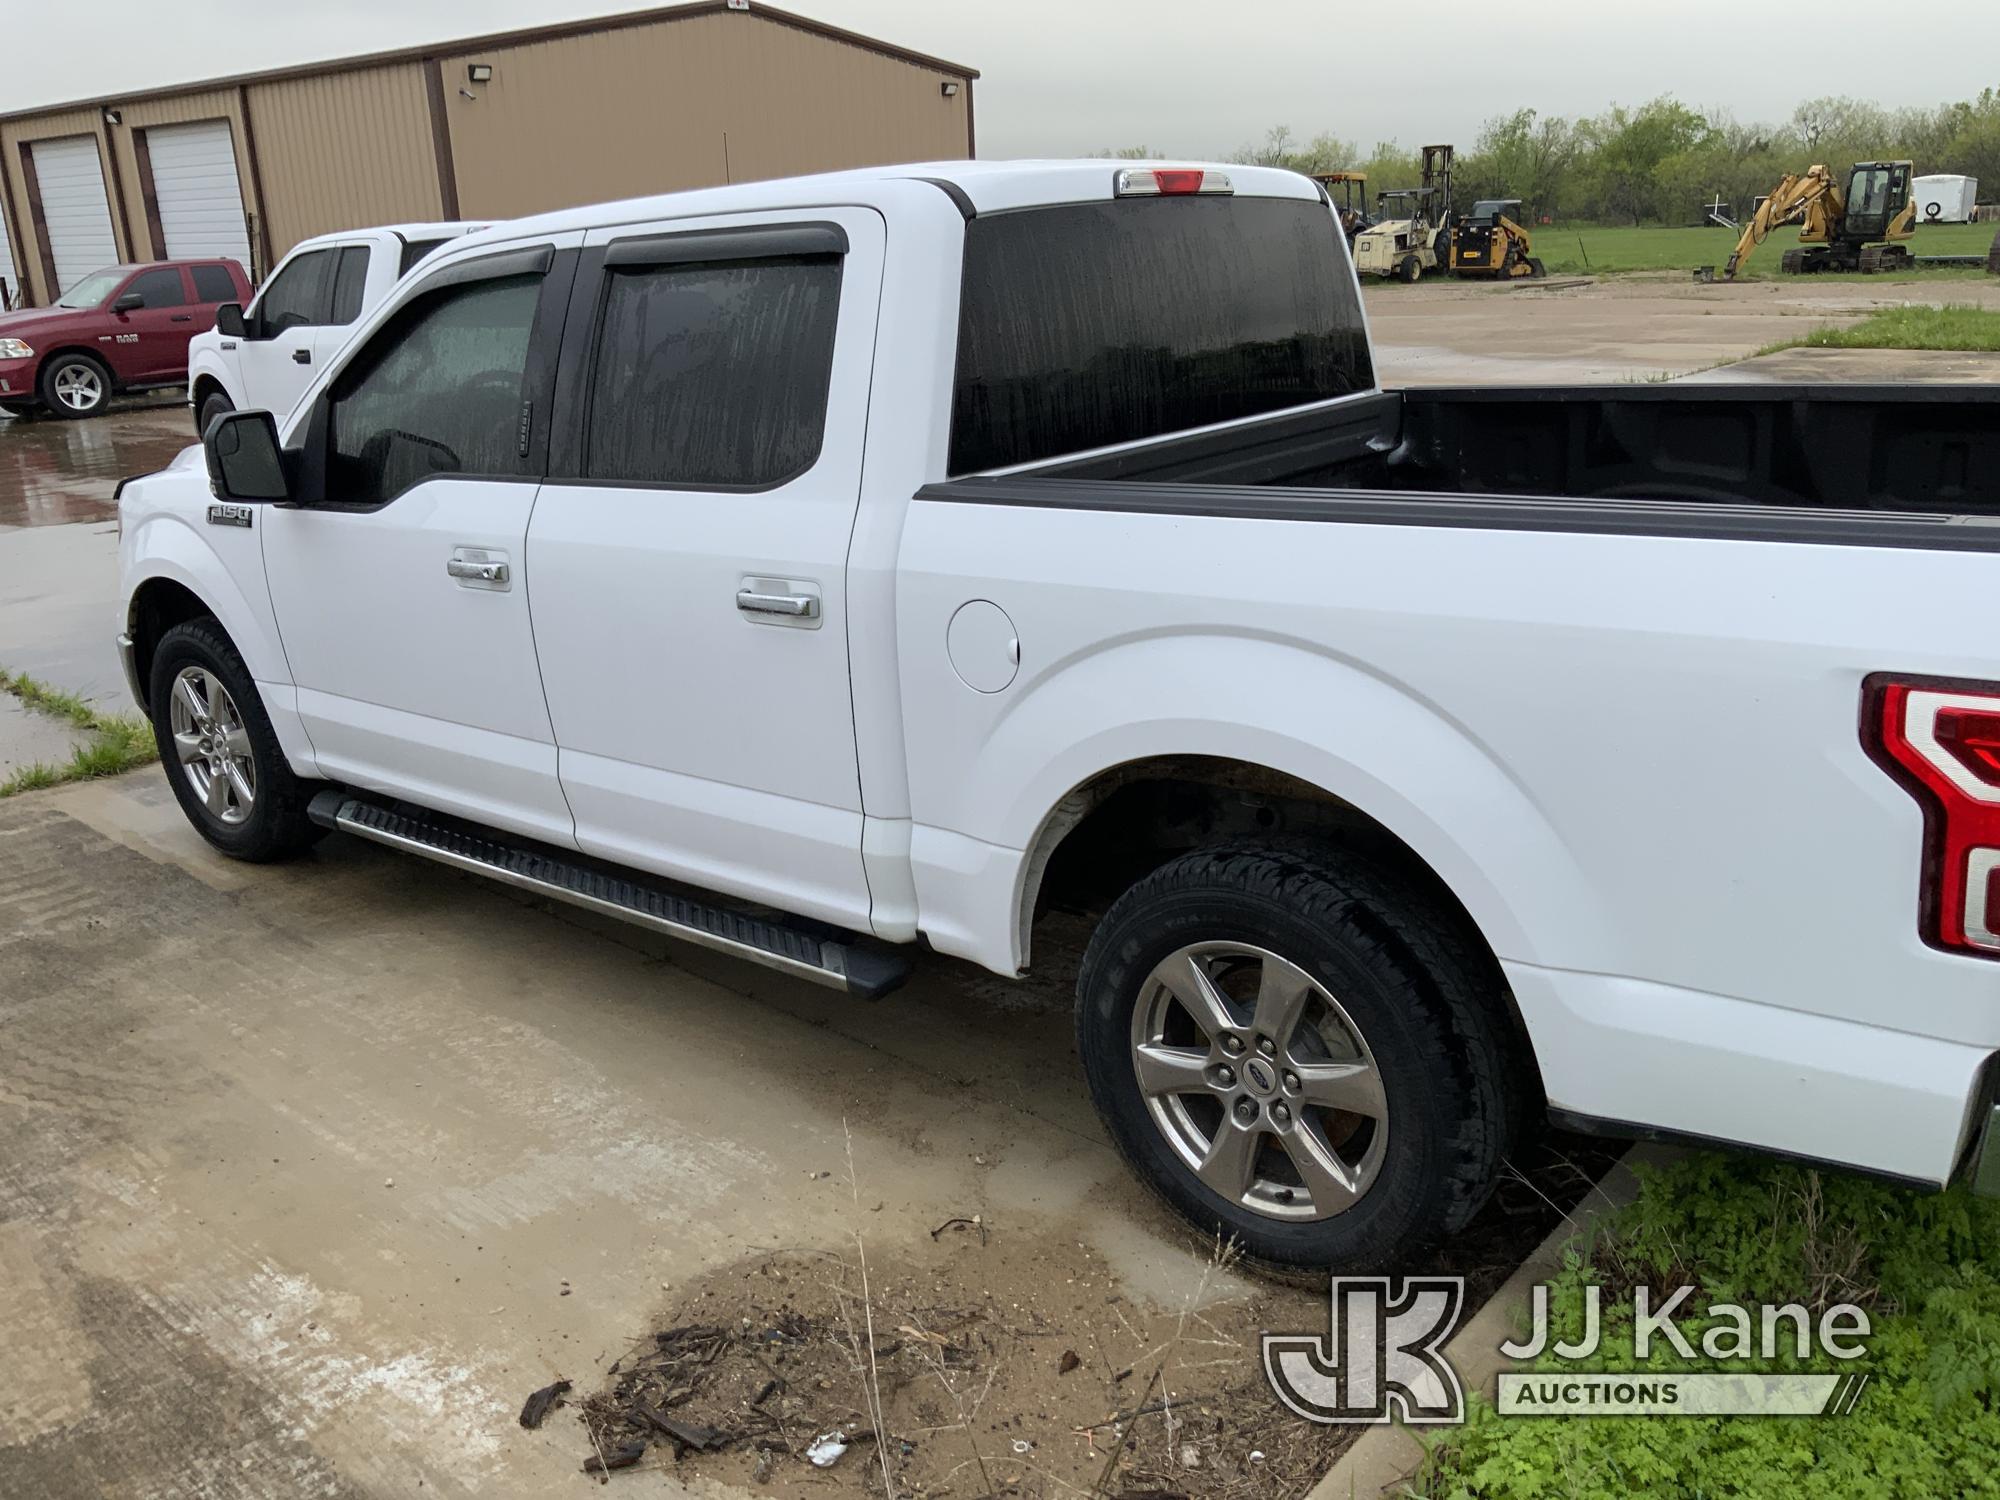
[289,221,490,252]
[460,159,1322,245]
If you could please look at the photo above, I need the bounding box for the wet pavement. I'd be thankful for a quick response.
[0,396,193,531]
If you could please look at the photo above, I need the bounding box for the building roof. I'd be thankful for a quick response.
[0,0,978,124]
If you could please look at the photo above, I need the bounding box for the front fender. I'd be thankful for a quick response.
[121,515,285,685]
[185,336,239,408]
[914,630,1611,976]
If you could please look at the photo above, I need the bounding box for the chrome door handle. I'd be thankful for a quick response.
[448,558,509,584]
[737,589,818,619]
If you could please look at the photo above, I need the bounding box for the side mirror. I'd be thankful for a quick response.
[214,301,246,338]
[204,410,291,503]
[112,292,144,313]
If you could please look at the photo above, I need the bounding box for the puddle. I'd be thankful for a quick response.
[0,400,193,528]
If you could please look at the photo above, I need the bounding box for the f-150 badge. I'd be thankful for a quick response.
[207,503,254,528]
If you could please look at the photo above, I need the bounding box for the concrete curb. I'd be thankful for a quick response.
[1306,1143,1674,1500]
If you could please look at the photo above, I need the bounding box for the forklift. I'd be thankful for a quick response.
[1352,145,1456,282]
[1310,171,1373,242]
[1448,199,1547,279]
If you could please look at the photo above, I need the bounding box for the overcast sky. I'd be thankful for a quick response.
[6,0,1995,158]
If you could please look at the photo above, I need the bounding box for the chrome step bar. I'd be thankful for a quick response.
[307,791,909,1000]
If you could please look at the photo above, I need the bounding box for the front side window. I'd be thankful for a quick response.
[254,248,332,333]
[329,246,371,325]
[581,257,841,488]
[125,267,186,308]
[950,195,1373,475]
[190,264,236,303]
[328,274,541,507]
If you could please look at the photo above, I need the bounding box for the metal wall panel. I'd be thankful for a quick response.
[245,63,443,256]
[440,11,972,219]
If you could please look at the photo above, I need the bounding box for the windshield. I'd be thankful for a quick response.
[57,268,128,308]
[1849,169,1889,217]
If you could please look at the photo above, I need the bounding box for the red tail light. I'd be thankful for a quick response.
[1867,675,2000,957]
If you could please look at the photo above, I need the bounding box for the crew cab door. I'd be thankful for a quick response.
[237,246,334,418]
[526,209,884,929]
[106,266,199,382]
[261,238,581,845]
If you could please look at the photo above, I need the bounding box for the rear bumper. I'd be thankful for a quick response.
[1506,960,1997,1189]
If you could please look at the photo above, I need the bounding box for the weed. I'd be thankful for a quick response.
[0,667,158,797]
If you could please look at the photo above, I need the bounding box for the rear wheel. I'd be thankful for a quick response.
[1076,845,1520,1272]
[1396,255,1422,284]
[149,619,325,862]
[39,352,111,419]
[1527,256,1547,278]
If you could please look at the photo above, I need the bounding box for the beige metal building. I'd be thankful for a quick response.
[0,0,976,308]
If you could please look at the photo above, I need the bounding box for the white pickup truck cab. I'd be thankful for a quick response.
[117,161,2000,1270]
[185,222,486,436]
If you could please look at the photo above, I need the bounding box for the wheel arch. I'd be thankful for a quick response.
[35,344,115,393]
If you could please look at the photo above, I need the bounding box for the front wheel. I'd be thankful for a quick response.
[1076,845,1520,1272]
[1396,255,1422,284]
[40,352,112,419]
[149,619,325,861]
[195,387,234,438]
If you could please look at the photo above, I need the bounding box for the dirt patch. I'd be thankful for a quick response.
[550,1135,1618,1498]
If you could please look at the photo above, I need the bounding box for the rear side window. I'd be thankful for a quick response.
[328,274,541,506]
[399,238,452,277]
[126,267,186,308]
[581,258,840,488]
[949,196,1373,474]
[329,245,371,324]
[256,248,333,332]
[190,264,236,302]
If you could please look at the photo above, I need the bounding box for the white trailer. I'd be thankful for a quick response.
[1914,174,1979,223]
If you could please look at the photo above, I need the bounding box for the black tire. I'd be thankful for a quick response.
[1396,255,1422,284]
[1076,844,1521,1273]
[38,351,112,420]
[1527,257,1547,278]
[196,387,234,439]
[148,619,325,862]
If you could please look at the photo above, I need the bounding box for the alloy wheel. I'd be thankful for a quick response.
[169,666,257,825]
[53,363,104,413]
[1129,941,1388,1221]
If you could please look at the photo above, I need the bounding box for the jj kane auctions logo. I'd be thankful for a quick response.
[1265,1277,1873,1424]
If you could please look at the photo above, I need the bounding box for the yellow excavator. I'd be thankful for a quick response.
[1724,161,1916,278]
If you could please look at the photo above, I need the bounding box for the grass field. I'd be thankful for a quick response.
[1529,220,1996,278]
[1760,302,2000,354]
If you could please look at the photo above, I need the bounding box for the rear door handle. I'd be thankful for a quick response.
[170,314,192,323]
[292,348,312,364]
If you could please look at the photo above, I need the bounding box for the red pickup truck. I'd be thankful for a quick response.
[0,258,250,421]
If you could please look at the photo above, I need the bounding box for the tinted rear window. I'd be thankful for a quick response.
[190,264,236,302]
[949,195,1373,475]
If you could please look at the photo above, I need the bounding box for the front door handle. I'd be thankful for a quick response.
[170,314,192,323]
[447,547,511,591]
[737,589,818,619]
[292,348,312,364]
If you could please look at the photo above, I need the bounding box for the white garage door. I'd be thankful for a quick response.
[145,120,252,269]
[31,136,120,297]
[0,209,18,309]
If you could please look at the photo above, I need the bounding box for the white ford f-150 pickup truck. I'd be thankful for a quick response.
[186,221,486,437]
[115,160,2000,1270]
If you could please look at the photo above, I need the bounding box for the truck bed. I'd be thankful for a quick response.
[1011,385,2000,524]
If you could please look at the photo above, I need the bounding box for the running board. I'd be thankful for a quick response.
[307,792,910,1000]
